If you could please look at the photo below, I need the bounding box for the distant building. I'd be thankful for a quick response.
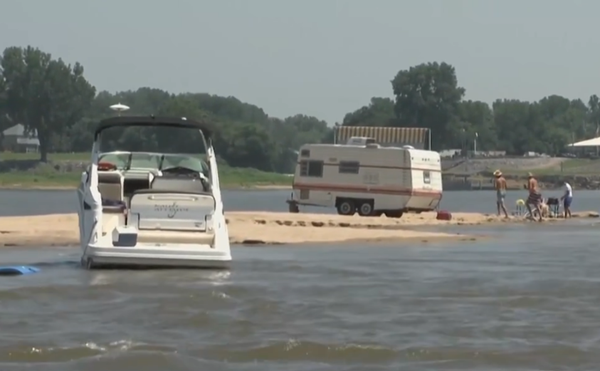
[1,124,40,153]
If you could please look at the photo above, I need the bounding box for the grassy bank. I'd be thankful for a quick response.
[445,158,600,177]
[502,158,600,176]
[0,165,292,189]
[218,165,291,188]
[0,151,292,189]
[0,152,89,161]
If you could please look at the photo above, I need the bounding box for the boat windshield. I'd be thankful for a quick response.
[97,125,208,173]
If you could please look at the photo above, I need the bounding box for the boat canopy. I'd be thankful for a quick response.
[95,116,214,139]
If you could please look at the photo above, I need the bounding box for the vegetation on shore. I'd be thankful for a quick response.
[443,157,600,190]
[3,45,600,193]
[0,152,291,189]
[0,165,291,190]
[3,46,600,166]
[469,158,600,177]
[504,159,600,176]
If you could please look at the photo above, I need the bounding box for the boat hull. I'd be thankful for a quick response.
[82,244,231,269]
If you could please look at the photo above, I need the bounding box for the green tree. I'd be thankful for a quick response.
[0,72,15,150]
[10,45,600,171]
[342,97,395,127]
[457,100,496,152]
[537,95,586,151]
[588,94,600,138]
[0,46,95,161]
[391,62,465,150]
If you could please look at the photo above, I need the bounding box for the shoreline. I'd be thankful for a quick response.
[0,184,575,191]
[0,210,597,247]
[0,184,293,191]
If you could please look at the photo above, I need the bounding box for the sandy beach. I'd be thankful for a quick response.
[0,210,597,247]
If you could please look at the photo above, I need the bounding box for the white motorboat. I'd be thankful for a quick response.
[76,116,231,269]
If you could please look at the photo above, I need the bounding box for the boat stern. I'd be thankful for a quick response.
[83,190,231,269]
[83,242,232,269]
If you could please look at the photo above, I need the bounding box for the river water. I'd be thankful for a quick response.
[0,189,599,370]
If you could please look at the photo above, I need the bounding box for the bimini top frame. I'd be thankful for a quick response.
[94,116,214,139]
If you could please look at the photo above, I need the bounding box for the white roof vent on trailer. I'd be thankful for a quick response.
[346,136,377,146]
[403,145,414,149]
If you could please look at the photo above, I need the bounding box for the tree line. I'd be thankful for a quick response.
[343,62,598,155]
[0,46,597,173]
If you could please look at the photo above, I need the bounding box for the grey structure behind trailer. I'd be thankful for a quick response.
[334,126,431,150]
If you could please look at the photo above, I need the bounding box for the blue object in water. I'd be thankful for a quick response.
[0,266,40,276]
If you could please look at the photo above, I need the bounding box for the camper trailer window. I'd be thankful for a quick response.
[300,149,310,157]
[423,170,431,184]
[299,160,309,176]
[300,160,323,177]
[338,161,360,174]
[307,160,323,177]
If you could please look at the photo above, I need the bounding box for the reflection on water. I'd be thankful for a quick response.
[87,270,233,287]
[0,224,599,370]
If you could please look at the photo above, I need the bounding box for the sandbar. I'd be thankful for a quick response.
[0,210,596,247]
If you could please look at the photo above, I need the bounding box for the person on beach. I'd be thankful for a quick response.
[493,170,509,218]
[525,172,543,222]
[560,181,573,218]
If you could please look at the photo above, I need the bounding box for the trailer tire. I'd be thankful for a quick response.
[385,210,404,218]
[358,201,374,217]
[336,200,355,216]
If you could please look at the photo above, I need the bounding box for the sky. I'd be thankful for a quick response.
[1,0,598,125]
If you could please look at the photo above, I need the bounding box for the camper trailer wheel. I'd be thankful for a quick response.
[336,199,355,216]
[384,210,404,218]
[358,201,374,217]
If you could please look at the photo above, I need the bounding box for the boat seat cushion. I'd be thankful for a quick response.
[102,200,126,214]
[151,176,209,194]
[98,171,123,201]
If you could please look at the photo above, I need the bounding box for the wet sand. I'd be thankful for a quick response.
[0,211,597,247]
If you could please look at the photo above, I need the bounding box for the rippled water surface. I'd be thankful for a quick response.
[0,189,599,370]
[1,224,599,370]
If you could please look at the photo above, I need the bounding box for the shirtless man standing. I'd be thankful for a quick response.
[493,170,509,218]
[525,172,543,222]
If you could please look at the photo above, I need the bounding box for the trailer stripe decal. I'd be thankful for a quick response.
[296,162,441,172]
[293,183,442,198]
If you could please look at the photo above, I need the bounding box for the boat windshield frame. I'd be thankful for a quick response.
[97,151,209,173]
[93,117,213,174]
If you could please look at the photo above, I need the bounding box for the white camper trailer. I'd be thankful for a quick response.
[286,134,442,218]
